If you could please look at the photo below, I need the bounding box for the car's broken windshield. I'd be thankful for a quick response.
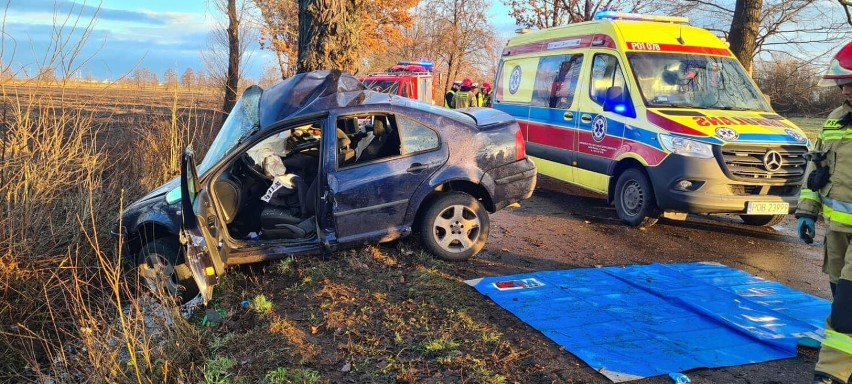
[627,53,771,112]
[197,85,262,176]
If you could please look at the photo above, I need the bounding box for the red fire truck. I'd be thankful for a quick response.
[361,61,436,104]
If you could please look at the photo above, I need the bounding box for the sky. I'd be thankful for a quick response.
[2,0,522,81]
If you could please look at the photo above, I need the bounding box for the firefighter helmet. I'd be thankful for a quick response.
[481,82,492,92]
[462,78,473,88]
[819,42,852,87]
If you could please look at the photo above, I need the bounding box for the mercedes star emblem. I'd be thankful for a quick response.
[763,150,783,172]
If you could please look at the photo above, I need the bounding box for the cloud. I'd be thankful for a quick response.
[7,0,180,26]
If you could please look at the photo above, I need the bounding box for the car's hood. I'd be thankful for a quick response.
[124,177,179,212]
[646,108,809,146]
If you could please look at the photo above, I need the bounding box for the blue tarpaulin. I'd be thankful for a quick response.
[466,262,830,382]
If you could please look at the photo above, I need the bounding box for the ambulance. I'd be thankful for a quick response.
[493,12,809,227]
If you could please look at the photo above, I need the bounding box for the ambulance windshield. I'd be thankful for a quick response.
[627,53,771,112]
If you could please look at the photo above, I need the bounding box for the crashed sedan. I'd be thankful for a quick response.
[115,70,536,303]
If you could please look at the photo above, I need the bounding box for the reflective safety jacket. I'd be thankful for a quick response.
[454,91,473,108]
[797,102,852,232]
[445,90,457,108]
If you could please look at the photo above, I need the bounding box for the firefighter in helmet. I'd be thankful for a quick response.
[454,78,475,108]
[796,42,852,384]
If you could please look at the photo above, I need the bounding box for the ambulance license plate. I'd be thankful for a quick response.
[746,202,789,215]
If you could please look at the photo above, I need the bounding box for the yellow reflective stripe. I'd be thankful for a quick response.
[820,131,850,141]
[800,189,821,203]
[822,205,852,226]
[822,330,852,355]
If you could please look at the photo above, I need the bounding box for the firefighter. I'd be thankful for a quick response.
[472,82,482,107]
[454,78,475,108]
[445,81,460,108]
[481,82,493,107]
[796,42,852,384]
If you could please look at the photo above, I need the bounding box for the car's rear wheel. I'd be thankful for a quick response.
[136,236,198,303]
[419,192,490,261]
[615,168,660,227]
[740,214,786,227]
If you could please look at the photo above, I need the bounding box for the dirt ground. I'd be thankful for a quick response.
[442,175,828,384]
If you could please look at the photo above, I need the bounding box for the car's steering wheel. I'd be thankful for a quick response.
[240,153,272,180]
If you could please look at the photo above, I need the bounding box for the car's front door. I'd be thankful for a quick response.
[180,147,227,304]
[328,113,448,243]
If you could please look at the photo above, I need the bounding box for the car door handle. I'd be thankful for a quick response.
[581,114,592,124]
[407,163,432,173]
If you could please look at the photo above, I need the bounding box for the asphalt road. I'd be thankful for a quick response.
[446,175,828,384]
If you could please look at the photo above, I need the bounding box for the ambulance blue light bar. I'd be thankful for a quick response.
[594,11,689,24]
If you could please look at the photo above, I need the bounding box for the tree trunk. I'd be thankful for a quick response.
[728,0,762,75]
[223,0,240,117]
[297,0,361,74]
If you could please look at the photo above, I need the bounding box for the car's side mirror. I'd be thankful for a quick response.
[602,86,636,118]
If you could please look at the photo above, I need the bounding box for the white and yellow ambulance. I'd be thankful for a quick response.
[494,12,809,227]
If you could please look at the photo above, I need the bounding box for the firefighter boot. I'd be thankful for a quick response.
[815,279,852,384]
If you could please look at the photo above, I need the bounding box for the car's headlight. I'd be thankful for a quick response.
[659,134,714,159]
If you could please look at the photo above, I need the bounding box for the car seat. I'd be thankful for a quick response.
[357,118,388,162]
[338,128,355,167]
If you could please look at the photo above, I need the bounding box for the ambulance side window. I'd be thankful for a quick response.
[589,54,627,106]
[532,54,583,109]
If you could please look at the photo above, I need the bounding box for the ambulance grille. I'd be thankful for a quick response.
[717,145,808,183]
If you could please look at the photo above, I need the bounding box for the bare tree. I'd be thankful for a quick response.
[503,0,673,29]
[224,0,240,115]
[683,0,851,74]
[202,0,258,112]
[727,0,762,74]
[839,0,852,25]
[296,0,361,73]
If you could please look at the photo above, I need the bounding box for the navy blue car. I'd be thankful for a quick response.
[116,70,536,303]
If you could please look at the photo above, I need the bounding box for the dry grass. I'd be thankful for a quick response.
[0,74,219,382]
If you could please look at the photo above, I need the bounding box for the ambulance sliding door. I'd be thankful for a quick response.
[525,54,584,183]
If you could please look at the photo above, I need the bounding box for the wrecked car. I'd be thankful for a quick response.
[114,70,536,303]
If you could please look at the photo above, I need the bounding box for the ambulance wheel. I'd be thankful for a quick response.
[615,168,660,227]
[419,192,490,261]
[739,214,786,227]
[136,236,199,304]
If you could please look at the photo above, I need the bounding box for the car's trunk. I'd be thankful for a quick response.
[459,108,516,131]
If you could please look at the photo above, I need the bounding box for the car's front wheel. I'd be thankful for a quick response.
[614,168,660,227]
[419,192,490,261]
[136,236,198,303]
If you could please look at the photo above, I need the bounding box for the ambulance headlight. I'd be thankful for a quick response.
[660,134,714,159]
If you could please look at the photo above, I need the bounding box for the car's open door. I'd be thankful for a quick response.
[180,147,227,304]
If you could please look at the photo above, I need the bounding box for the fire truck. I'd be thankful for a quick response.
[361,61,436,104]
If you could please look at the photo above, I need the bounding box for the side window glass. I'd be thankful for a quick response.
[397,116,439,155]
[590,54,627,106]
[532,54,583,109]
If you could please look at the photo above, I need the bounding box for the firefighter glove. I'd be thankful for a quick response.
[797,217,815,244]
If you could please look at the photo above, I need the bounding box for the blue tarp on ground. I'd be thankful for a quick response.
[466,262,830,382]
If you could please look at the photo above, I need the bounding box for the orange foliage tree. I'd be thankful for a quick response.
[255,0,417,76]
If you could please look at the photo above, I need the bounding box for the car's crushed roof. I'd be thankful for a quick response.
[259,69,366,128]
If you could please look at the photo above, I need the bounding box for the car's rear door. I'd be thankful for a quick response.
[328,112,448,243]
[180,147,227,304]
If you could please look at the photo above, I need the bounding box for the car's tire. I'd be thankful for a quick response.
[418,192,490,261]
[614,168,660,227]
[740,214,786,227]
[136,236,198,303]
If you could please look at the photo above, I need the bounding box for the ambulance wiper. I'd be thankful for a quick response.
[716,106,750,111]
